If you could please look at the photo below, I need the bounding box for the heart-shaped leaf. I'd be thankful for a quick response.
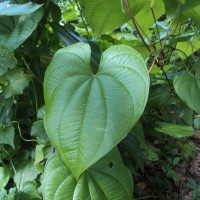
[44,42,149,178]
[174,71,200,114]
[42,149,133,200]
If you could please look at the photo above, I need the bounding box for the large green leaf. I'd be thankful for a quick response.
[0,1,43,16]
[44,42,149,178]
[78,0,146,34]
[0,46,17,76]
[174,71,200,114]
[42,149,133,200]
[0,9,43,50]
[155,122,194,138]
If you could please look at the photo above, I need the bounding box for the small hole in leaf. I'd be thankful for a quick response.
[108,162,113,168]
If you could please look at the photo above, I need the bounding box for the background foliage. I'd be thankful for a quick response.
[0,0,200,199]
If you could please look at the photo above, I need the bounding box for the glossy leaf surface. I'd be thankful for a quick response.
[44,42,149,178]
[42,149,133,200]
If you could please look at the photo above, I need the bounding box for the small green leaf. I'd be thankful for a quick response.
[0,188,16,200]
[0,124,15,149]
[155,122,194,138]
[44,42,149,178]
[34,144,45,173]
[0,167,10,190]
[31,121,49,144]
[1,68,31,99]
[43,149,133,200]
[141,142,159,161]
[0,2,43,16]
[147,84,171,108]
[0,189,7,199]
[21,181,42,199]
[14,161,39,190]
[37,106,45,120]
[174,71,200,114]
[0,46,17,76]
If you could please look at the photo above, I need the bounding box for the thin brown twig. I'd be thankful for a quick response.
[124,0,153,53]
[150,6,162,48]
[166,46,194,69]
[148,57,157,73]
[167,13,183,63]
[149,3,182,74]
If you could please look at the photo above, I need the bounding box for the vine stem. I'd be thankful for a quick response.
[75,0,91,38]
[10,121,37,142]
[149,3,182,74]
[21,56,43,85]
[150,6,162,48]
[148,57,157,74]
[166,46,194,69]
[124,0,153,54]
[161,67,176,95]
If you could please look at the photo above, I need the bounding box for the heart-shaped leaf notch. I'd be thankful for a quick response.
[44,42,149,178]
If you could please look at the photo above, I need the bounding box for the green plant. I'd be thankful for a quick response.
[43,42,149,198]
[1,0,200,199]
